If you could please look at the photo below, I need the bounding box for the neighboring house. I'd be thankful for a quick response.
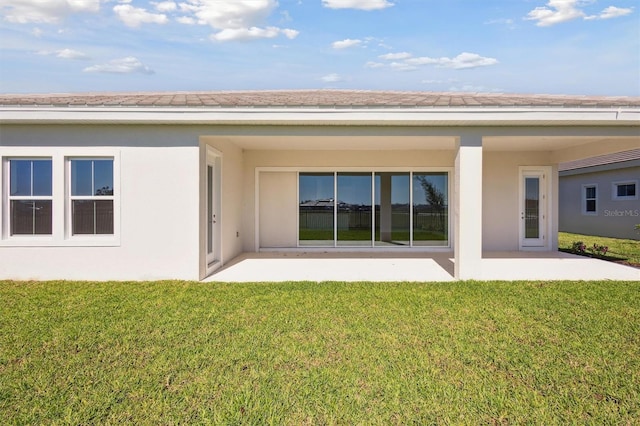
[559,149,640,240]
[0,91,638,281]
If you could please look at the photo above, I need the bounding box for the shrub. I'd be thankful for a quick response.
[570,241,586,254]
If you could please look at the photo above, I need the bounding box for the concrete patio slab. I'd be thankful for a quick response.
[205,251,639,282]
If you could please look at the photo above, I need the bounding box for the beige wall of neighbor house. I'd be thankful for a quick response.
[560,166,640,240]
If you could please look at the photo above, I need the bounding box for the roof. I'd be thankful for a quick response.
[559,149,640,172]
[1,90,640,108]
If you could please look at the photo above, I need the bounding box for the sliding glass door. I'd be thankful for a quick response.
[299,173,334,246]
[299,171,449,248]
[337,173,372,246]
[374,172,410,246]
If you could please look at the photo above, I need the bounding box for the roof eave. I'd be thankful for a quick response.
[0,106,639,126]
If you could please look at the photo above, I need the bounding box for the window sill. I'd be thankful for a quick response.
[0,237,120,247]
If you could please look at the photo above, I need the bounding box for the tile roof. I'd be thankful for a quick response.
[1,90,639,108]
[559,149,640,171]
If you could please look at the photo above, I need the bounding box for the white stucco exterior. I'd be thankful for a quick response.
[1,92,639,281]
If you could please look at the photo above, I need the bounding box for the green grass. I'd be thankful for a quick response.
[1,280,639,424]
[559,231,640,264]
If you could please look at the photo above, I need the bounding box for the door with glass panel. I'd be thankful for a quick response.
[520,169,546,248]
[206,152,221,268]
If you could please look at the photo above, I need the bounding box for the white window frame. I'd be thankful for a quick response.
[0,148,120,247]
[581,183,597,216]
[5,157,54,238]
[67,157,116,238]
[612,180,638,201]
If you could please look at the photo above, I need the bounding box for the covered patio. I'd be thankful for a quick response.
[205,251,639,282]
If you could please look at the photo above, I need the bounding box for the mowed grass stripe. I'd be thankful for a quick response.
[1,281,639,424]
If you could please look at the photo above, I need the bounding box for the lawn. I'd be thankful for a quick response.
[1,280,639,424]
[559,231,640,265]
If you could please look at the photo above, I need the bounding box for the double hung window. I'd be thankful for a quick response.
[582,184,597,215]
[70,159,114,235]
[9,159,53,235]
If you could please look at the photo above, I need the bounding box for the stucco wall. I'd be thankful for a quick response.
[200,137,245,273]
[242,149,557,252]
[1,124,201,280]
[243,149,456,251]
[559,167,640,240]
[482,151,554,251]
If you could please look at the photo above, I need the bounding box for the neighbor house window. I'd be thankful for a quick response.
[612,181,637,201]
[9,159,53,235]
[70,158,114,235]
[582,184,597,215]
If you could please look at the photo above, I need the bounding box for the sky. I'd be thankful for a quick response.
[0,0,638,95]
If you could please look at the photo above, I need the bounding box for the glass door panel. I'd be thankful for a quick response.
[413,172,448,246]
[299,173,335,246]
[374,172,410,246]
[524,177,540,239]
[337,173,372,246]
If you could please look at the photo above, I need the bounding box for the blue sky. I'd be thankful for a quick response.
[0,0,638,95]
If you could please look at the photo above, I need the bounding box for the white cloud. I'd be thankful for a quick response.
[433,52,498,69]
[151,1,177,12]
[57,48,90,59]
[179,0,275,28]
[176,16,196,24]
[525,0,585,26]
[321,73,343,82]
[365,61,384,68]
[177,0,298,42]
[374,52,498,71]
[585,6,633,20]
[1,0,101,24]
[390,62,417,71]
[210,26,298,42]
[332,39,362,49]
[322,0,393,10]
[83,56,154,74]
[526,0,633,26]
[113,4,168,27]
[37,48,90,59]
[31,27,44,37]
[379,52,412,60]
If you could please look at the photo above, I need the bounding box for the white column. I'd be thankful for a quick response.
[454,134,483,280]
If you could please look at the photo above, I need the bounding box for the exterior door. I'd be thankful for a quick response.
[519,168,547,248]
[206,151,221,269]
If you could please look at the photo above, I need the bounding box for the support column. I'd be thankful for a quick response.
[454,134,483,280]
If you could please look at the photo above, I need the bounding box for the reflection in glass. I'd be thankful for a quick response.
[525,177,540,239]
[10,200,52,235]
[73,200,114,235]
[299,173,334,246]
[413,173,448,246]
[337,173,372,246]
[374,172,410,246]
[71,159,114,196]
[10,159,52,196]
[71,160,93,196]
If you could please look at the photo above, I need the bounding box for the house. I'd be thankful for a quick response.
[559,149,640,240]
[0,90,639,281]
